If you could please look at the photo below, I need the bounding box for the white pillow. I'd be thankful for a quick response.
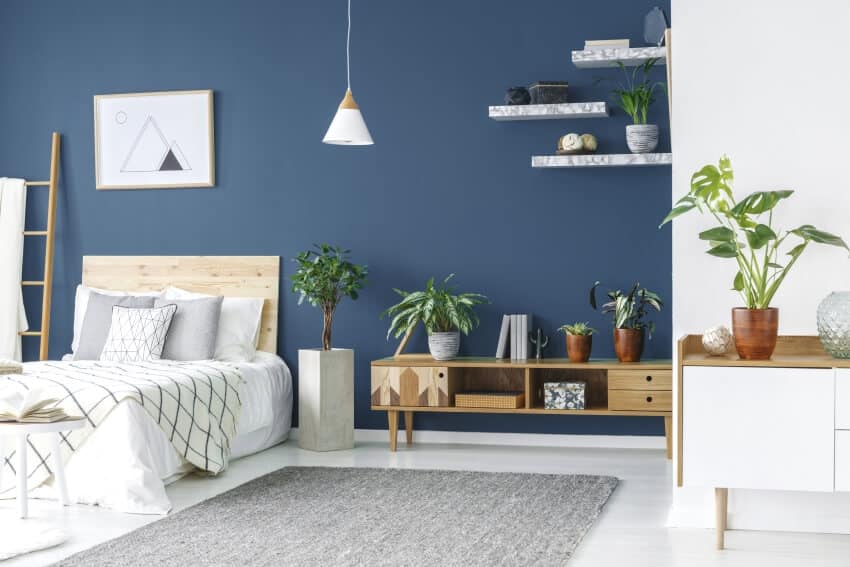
[163,287,264,362]
[99,304,177,362]
[71,285,163,355]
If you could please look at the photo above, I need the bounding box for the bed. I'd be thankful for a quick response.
[0,256,292,514]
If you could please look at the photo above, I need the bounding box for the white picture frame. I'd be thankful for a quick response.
[94,90,215,190]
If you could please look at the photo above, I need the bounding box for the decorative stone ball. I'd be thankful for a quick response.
[580,133,598,153]
[505,87,531,105]
[557,133,584,154]
[702,325,733,355]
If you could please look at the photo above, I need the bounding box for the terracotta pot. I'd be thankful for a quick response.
[732,307,778,360]
[614,328,644,363]
[566,334,592,363]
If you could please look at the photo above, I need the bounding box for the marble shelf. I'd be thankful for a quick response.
[488,102,608,121]
[531,153,672,168]
[571,46,666,69]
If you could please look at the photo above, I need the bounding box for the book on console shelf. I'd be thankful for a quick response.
[0,389,70,423]
[496,314,533,360]
[583,39,630,51]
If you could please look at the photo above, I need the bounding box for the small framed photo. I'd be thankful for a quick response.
[94,90,215,190]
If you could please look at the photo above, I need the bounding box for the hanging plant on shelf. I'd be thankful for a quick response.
[659,155,849,360]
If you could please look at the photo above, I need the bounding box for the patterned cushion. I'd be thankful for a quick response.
[99,304,178,362]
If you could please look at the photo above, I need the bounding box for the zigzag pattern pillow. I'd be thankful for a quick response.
[100,304,178,362]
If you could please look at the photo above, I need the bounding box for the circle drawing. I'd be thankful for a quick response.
[115,111,128,125]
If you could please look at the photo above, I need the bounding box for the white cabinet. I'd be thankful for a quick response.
[683,366,835,492]
[836,369,850,429]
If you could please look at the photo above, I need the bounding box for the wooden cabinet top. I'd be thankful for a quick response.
[680,335,850,368]
[371,356,671,370]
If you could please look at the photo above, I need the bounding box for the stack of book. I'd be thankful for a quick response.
[495,314,533,360]
[583,39,630,51]
[0,390,70,423]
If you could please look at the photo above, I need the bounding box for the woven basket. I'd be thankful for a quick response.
[455,391,525,409]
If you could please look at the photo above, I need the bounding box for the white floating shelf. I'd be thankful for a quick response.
[571,46,666,69]
[532,153,672,168]
[488,102,608,121]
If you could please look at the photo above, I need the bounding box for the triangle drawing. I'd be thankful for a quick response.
[158,149,183,171]
[121,116,171,172]
[168,141,192,171]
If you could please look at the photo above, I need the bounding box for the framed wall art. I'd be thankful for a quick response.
[94,90,215,190]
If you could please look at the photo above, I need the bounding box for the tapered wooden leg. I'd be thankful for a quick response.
[664,416,673,460]
[715,487,728,550]
[388,411,399,452]
[405,411,414,446]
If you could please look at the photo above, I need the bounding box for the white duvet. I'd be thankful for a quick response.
[0,352,292,515]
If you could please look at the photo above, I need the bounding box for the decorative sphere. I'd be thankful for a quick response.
[558,133,584,154]
[702,325,733,355]
[580,133,598,153]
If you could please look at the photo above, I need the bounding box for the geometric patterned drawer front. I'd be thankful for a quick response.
[371,366,453,407]
[608,389,672,411]
[608,369,672,390]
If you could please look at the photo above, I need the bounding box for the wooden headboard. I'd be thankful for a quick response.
[82,256,280,354]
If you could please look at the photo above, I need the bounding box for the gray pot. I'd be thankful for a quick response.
[428,331,460,360]
[626,124,659,153]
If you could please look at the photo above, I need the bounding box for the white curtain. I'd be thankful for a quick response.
[0,178,28,361]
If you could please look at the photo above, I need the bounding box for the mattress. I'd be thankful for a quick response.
[25,352,292,514]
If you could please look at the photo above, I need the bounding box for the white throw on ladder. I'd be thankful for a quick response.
[0,177,28,361]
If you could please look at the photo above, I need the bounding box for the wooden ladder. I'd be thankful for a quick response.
[18,132,61,361]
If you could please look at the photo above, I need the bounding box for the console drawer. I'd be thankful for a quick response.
[370,366,455,407]
[609,389,671,411]
[608,369,672,390]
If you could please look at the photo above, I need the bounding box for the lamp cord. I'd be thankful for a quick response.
[346,0,351,90]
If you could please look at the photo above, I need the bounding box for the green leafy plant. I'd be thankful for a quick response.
[291,244,367,350]
[660,156,849,309]
[558,322,596,336]
[382,274,489,339]
[611,59,665,124]
[590,282,663,338]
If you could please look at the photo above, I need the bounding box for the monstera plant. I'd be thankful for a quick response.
[660,155,849,359]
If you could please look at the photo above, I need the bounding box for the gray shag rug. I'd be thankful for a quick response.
[55,467,618,566]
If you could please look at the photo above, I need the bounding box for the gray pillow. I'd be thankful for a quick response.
[154,296,223,360]
[75,292,156,360]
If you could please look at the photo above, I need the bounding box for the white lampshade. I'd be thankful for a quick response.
[323,89,373,146]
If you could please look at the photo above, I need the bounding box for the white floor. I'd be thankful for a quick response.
[3,440,850,566]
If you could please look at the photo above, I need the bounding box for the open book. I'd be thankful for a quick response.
[0,388,69,423]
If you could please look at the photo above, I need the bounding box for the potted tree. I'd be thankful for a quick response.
[661,155,848,360]
[558,322,596,363]
[291,244,367,451]
[382,275,488,361]
[591,282,663,363]
[611,59,665,153]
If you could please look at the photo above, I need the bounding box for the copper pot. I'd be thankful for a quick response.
[566,334,592,363]
[732,307,778,360]
[614,328,644,363]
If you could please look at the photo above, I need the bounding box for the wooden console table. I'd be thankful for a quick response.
[371,357,672,456]
[678,335,850,549]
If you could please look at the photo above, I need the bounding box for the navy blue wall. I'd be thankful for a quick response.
[0,0,671,435]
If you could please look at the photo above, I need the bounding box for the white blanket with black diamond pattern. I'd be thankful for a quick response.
[0,359,242,497]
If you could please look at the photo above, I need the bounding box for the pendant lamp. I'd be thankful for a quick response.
[323,0,373,145]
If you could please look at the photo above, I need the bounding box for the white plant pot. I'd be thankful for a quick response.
[626,124,659,154]
[297,348,354,451]
[428,331,460,360]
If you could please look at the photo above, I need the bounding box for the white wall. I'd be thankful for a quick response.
[671,0,850,533]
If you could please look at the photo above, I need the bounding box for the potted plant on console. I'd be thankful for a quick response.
[382,274,488,361]
[591,282,663,363]
[660,155,849,360]
[558,322,596,363]
[611,59,665,153]
[291,244,367,451]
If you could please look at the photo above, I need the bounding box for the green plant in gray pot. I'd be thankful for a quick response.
[611,58,665,153]
[382,275,489,360]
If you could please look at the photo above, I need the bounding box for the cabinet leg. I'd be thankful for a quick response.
[388,411,399,452]
[715,487,728,550]
[664,416,672,460]
[404,411,414,446]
